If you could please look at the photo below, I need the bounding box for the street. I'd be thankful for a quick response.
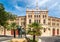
[0,35,60,42]
[39,36,60,42]
[0,35,13,42]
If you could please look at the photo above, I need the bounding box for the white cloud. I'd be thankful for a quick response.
[38,0,50,6]
[14,5,25,11]
[27,0,50,8]
[8,0,60,17]
[48,2,58,9]
[14,5,26,16]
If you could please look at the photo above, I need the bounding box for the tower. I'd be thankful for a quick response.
[36,0,38,10]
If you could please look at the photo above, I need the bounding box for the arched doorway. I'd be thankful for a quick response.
[11,29,18,35]
[57,29,59,35]
[52,28,55,36]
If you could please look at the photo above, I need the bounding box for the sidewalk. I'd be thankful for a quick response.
[0,35,13,42]
[1,40,10,42]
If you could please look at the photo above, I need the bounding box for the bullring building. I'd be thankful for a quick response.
[0,2,60,37]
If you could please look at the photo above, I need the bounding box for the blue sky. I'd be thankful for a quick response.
[0,0,60,18]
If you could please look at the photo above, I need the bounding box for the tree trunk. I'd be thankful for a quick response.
[33,35,35,42]
[13,29,16,38]
[4,28,6,36]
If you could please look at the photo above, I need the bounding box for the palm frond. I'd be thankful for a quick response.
[28,22,43,36]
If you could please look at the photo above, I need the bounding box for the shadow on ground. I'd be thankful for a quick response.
[39,36,60,42]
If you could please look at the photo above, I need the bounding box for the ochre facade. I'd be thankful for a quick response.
[0,8,60,37]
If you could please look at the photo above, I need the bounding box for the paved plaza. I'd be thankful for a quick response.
[39,36,60,42]
[0,35,60,42]
[0,35,13,42]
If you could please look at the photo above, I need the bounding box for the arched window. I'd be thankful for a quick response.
[45,15,46,18]
[39,20,40,23]
[37,20,38,23]
[29,19,31,24]
[37,15,38,18]
[34,20,36,22]
[44,28,46,32]
[28,15,32,18]
[48,28,50,31]
[34,15,36,17]
[43,19,46,24]
[43,15,44,18]
[39,15,40,17]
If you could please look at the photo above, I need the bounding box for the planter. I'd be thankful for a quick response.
[11,38,27,42]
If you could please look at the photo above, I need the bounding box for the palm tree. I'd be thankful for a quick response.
[7,12,17,21]
[28,22,43,42]
[0,3,17,36]
[3,22,9,35]
[7,22,18,38]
